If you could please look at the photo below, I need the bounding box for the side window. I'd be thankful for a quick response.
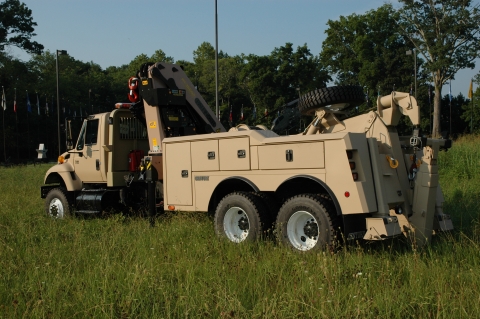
[76,119,99,150]
[86,120,99,145]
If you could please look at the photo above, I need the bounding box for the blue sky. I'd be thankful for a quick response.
[8,0,479,97]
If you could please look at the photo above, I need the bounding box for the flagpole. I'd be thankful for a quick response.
[428,85,432,136]
[26,91,31,161]
[2,86,5,163]
[2,105,5,163]
[36,92,40,158]
[472,81,474,133]
[15,88,18,162]
[45,94,49,158]
[449,81,452,137]
[214,0,219,120]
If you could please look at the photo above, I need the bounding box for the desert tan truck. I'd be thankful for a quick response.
[41,62,453,251]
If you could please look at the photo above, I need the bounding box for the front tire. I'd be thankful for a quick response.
[44,188,72,219]
[214,192,266,243]
[276,194,340,251]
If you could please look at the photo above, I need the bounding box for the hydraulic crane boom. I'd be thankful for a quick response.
[132,62,226,155]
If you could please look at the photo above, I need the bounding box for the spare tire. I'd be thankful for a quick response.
[298,86,365,115]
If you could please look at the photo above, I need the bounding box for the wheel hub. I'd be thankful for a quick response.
[223,207,250,243]
[303,220,318,238]
[287,211,319,251]
[238,215,249,231]
[49,198,64,219]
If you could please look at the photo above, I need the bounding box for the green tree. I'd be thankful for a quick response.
[321,5,414,106]
[397,0,480,137]
[241,43,329,128]
[0,0,43,54]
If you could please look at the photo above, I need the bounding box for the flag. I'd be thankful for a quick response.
[46,101,49,116]
[449,81,452,102]
[365,88,369,104]
[468,79,473,99]
[1,87,5,111]
[26,92,31,113]
[229,105,232,123]
[252,104,256,120]
[265,108,268,116]
[410,85,413,96]
[13,90,17,112]
[240,104,244,121]
[428,85,431,104]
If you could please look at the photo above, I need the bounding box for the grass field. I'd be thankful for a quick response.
[1,136,479,318]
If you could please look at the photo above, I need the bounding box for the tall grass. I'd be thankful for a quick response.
[0,136,479,318]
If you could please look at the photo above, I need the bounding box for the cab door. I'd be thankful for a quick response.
[73,118,104,183]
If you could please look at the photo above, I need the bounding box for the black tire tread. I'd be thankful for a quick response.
[44,187,72,218]
[276,193,341,250]
[250,192,279,233]
[298,86,365,115]
[214,191,267,241]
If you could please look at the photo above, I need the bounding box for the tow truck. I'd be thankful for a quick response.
[41,62,453,251]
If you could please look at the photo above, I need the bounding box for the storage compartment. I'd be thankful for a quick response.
[258,142,325,170]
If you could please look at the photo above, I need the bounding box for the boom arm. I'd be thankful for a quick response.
[136,62,226,154]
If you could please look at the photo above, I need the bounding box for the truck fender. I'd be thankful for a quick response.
[275,175,342,216]
[208,176,260,212]
[44,162,82,191]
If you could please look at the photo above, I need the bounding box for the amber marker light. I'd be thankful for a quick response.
[168,205,175,211]
[58,155,65,164]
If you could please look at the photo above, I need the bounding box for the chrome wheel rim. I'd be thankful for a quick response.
[224,206,250,243]
[49,198,64,219]
[287,210,319,251]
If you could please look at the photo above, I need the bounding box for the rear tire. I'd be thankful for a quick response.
[276,194,340,251]
[250,192,279,234]
[44,188,72,219]
[214,192,266,243]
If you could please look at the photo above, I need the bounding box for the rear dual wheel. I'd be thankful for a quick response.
[276,194,340,252]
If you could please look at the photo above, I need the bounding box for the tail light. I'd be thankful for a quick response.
[347,150,358,181]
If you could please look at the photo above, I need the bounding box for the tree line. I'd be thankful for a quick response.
[1,0,480,163]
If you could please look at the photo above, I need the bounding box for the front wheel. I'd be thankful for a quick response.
[214,192,266,243]
[44,188,72,219]
[276,194,340,251]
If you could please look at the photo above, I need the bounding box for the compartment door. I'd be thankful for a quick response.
[165,142,192,205]
[219,137,250,171]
